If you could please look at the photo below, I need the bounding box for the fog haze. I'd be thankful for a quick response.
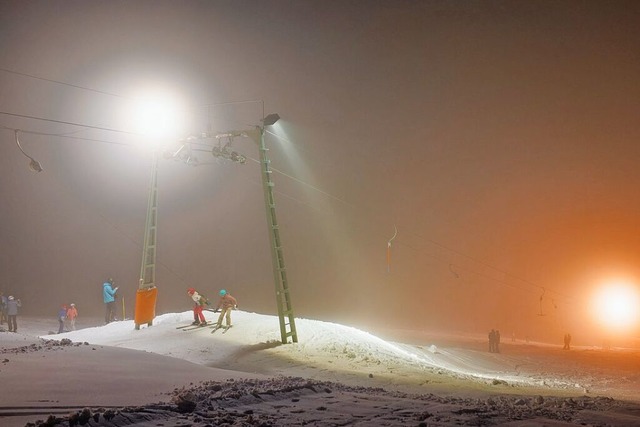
[1,1,639,344]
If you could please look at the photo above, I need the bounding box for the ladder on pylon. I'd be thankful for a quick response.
[258,129,298,344]
[140,152,159,289]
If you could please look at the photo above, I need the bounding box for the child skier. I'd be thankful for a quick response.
[213,289,237,330]
[187,288,210,326]
[58,305,67,334]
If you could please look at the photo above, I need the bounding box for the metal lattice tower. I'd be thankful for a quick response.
[133,114,297,342]
[134,151,160,331]
[250,126,298,343]
[139,152,159,291]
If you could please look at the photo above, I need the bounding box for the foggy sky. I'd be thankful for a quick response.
[1,1,639,343]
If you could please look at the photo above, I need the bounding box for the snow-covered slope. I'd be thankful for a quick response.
[45,310,579,391]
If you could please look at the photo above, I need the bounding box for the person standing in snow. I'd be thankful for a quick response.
[187,288,210,326]
[103,278,118,324]
[0,292,7,325]
[214,289,237,330]
[563,333,572,350]
[6,296,21,332]
[58,305,67,333]
[67,303,78,331]
[489,329,500,353]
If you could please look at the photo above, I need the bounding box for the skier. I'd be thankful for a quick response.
[67,303,78,331]
[213,289,237,330]
[103,278,118,324]
[187,288,210,326]
[7,296,21,332]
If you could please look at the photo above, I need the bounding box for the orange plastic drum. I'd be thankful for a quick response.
[134,286,158,329]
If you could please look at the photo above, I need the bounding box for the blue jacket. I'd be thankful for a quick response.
[103,283,117,303]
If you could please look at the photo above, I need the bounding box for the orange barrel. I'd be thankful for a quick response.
[134,286,158,328]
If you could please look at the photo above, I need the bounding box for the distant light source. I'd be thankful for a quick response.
[262,113,280,126]
[14,130,43,173]
[591,280,640,333]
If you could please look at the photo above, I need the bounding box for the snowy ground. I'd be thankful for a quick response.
[1,311,640,426]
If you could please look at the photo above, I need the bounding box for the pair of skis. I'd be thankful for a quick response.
[175,308,220,331]
[211,324,232,334]
[175,322,233,333]
[176,322,210,331]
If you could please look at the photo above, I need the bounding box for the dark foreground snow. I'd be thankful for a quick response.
[23,377,638,427]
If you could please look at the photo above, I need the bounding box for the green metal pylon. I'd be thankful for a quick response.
[251,127,298,344]
[140,151,159,289]
[135,150,159,330]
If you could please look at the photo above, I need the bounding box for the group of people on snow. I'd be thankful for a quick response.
[1,292,21,332]
[100,277,238,330]
[3,278,237,335]
[487,329,574,352]
[101,282,239,330]
[57,303,79,333]
[187,287,238,330]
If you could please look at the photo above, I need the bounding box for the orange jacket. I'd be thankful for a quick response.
[66,306,78,320]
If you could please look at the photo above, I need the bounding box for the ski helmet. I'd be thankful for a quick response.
[219,289,227,296]
[187,288,195,295]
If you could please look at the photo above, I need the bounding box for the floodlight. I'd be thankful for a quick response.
[262,113,280,126]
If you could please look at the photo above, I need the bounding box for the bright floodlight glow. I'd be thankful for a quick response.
[127,89,185,141]
[591,281,640,332]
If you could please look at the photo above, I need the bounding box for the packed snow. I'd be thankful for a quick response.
[2,311,640,426]
[46,310,592,392]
